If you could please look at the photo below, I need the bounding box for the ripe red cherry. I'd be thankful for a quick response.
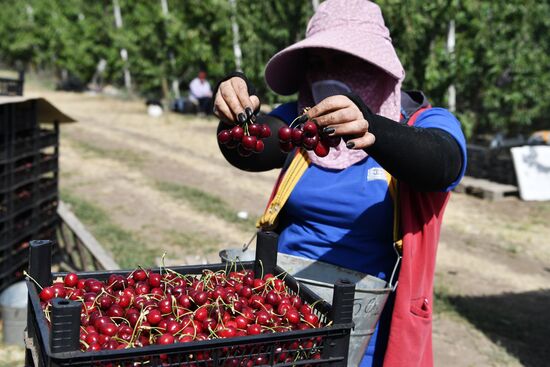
[291,128,303,144]
[254,140,265,153]
[241,135,257,150]
[135,283,150,295]
[246,323,262,335]
[248,123,261,137]
[249,295,264,310]
[39,287,55,302]
[193,291,208,306]
[64,273,79,288]
[238,286,252,298]
[117,294,132,308]
[304,313,320,327]
[235,315,249,329]
[231,126,244,141]
[98,295,113,310]
[265,291,280,306]
[99,323,118,337]
[126,310,140,327]
[68,288,84,300]
[218,326,237,338]
[178,294,192,309]
[107,274,126,290]
[133,269,148,282]
[166,320,182,335]
[303,121,318,136]
[93,316,111,330]
[88,342,101,351]
[157,333,175,345]
[86,280,103,293]
[284,309,300,324]
[158,298,172,314]
[260,124,271,138]
[290,295,303,309]
[278,127,292,142]
[278,302,292,315]
[300,304,312,315]
[51,286,66,299]
[314,140,329,157]
[255,310,271,326]
[107,304,124,318]
[149,273,162,288]
[85,332,100,345]
[217,130,232,144]
[272,279,285,293]
[253,278,266,290]
[302,135,319,150]
[147,309,162,325]
[194,307,208,322]
[77,279,86,290]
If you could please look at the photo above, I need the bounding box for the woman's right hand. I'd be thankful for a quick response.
[213,76,260,125]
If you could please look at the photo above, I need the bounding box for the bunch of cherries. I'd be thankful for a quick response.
[217,114,271,157]
[36,267,325,363]
[278,110,341,157]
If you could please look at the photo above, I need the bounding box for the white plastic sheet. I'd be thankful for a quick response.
[511,145,550,201]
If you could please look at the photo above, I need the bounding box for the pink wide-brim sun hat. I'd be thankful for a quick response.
[264,0,405,96]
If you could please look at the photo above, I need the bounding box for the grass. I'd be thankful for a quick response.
[155,181,257,230]
[434,284,460,316]
[162,230,220,256]
[60,190,156,269]
[66,137,145,167]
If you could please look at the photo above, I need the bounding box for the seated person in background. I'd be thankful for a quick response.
[189,70,213,115]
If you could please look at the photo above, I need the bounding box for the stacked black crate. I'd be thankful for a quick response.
[0,72,24,97]
[0,100,59,292]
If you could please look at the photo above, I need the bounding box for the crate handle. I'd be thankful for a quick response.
[50,298,82,353]
[28,240,53,288]
[254,230,278,277]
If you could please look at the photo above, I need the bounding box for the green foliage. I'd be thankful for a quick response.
[0,0,548,136]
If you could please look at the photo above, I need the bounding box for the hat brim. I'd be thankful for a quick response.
[264,26,404,96]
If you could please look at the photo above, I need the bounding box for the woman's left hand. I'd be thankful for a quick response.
[307,95,375,150]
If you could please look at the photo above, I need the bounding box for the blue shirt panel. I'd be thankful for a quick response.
[278,158,396,279]
[413,107,467,191]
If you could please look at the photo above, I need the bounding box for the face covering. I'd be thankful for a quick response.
[311,79,352,104]
[298,54,401,170]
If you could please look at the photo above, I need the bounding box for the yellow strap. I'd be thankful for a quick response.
[385,171,402,254]
[257,149,310,229]
[257,152,402,254]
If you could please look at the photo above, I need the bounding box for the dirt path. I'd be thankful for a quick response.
[17,88,550,366]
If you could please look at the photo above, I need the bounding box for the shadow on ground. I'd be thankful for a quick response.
[449,289,550,367]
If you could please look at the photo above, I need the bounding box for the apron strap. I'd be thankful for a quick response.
[386,173,403,255]
[257,149,310,230]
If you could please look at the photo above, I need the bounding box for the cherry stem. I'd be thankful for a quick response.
[160,252,167,276]
[23,270,45,290]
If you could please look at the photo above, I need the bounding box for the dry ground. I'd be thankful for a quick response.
[3,85,549,366]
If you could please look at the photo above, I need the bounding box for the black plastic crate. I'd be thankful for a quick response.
[0,178,57,220]
[0,100,37,133]
[0,75,24,96]
[466,144,518,185]
[25,232,354,367]
[0,198,58,247]
[0,100,40,163]
[0,214,58,293]
[0,152,59,193]
[0,221,56,278]
[0,128,58,164]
